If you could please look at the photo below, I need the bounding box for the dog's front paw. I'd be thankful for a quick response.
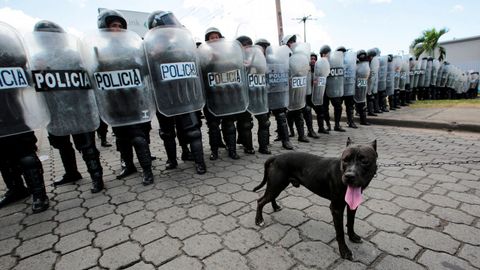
[339,246,353,260]
[255,218,265,227]
[349,232,362,243]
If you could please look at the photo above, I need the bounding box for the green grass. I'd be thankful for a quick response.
[410,98,480,108]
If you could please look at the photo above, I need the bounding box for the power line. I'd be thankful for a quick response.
[292,15,317,42]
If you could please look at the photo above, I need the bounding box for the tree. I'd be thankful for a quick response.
[410,27,449,61]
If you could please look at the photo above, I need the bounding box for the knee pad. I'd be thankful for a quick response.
[131,136,148,148]
[19,154,43,173]
[238,118,254,131]
[185,127,202,141]
[159,128,175,141]
[48,135,71,150]
[258,118,270,129]
[81,147,99,161]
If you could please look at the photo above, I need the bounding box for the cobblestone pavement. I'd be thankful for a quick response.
[1,124,480,270]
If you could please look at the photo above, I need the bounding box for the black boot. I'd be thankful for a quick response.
[207,122,221,160]
[116,141,137,179]
[294,113,309,142]
[388,95,396,110]
[181,144,194,161]
[20,154,49,213]
[287,113,295,137]
[191,138,206,175]
[333,99,346,132]
[82,148,104,193]
[316,111,329,134]
[163,137,178,170]
[394,90,401,108]
[0,164,30,208]
[373,93,382,114]
[346,105,357,129]
[132,137,154,185]
[53,146,82,186]
[257,116,271,154]
[303,107,319,138]
[225,133,240,160]
[367,95,377,116]
[275,112,293,150]
[356,103,370,125]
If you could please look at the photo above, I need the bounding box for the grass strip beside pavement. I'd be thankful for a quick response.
[410,99,480,108]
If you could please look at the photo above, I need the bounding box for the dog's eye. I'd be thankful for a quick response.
[359,156,369,164]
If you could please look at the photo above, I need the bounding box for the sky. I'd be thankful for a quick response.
[0,0,478,57]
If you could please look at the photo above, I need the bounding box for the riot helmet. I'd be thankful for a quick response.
[147,11,182,29]
[34,20,65,33]
[336,46,346,53]
[374,47,381,56]
[97,9,127,29]
[205,27,223,41]
[236,35,253,47]
[357,49,368,62]
[367,48,377,58]
[387,54,393,62]
[319,45,331,56]
[281,34,296,47]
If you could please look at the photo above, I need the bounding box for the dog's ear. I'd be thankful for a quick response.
[346,137,353,147]
[371,139,377,152]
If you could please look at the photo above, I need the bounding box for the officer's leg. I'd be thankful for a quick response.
[185,127,206,174]
[322,94,332,130]
[332,97,345,132]
[286,111,295,137]
[367,94,377,116]
[256,113,271,154]
[237,112,255,154]
[222,116,239,159]
[356,102,369,125]
[303,105,318,138]
[113,127,137,179]
[373,92,382,113]
[141,122,155,160]
[291,110,309,142]
[97,119,112,147]
[48,134,82,186]
[175,123,193,161]
[313,105,328,134]
[19,153,49,213]
[131,132,154,186]
[73,133,104,193]
[345,96,357,129]
[274,110,293,150]
[0,157,30,208]
[158,113,178,170]
[204,109,221,160]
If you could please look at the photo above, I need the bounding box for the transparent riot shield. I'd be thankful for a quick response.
[243,45,268,115]
[144,26,205,116]
[343,51,356,96]
[265,45,290,110]
[288,48,309,111]
[26,31,98,135]
[198,38,247,116]
[368,56,379,95]
[312,58,329,106]
[326,51,344,98]
[0,22,49,138]
[378,56,388,92]
[82,29,154,127]
[354,61,370,103]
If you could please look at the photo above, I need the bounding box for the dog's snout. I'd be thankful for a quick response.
[344,172,355,184]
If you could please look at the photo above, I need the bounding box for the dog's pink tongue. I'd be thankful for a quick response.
[345,186,363,210]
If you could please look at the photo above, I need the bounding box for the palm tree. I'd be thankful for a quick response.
[410,27,449,61]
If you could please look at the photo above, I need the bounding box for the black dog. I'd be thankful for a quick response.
[253,138,377,260]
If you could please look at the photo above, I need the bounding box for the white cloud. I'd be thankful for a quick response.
[451,4,464,12]
[0,7,40,34]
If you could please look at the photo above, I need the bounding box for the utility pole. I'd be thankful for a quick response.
[275,0,283,45]
[293,15,315,42]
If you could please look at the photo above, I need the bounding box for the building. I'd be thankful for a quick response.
[439,35,480,71]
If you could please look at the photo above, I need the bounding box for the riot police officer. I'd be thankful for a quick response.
[355,50,371,125]
[303,52,320,137]
[30,20,104,193]
[319,45,332,132]
[94,10,155,183]
[144,11,207,174]
[325,46,346,132]
[0,23,49,212]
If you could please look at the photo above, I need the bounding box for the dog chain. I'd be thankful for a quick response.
[378,159,480,168]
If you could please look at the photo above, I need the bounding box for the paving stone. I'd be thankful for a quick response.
[366,213,410,234]
[460,203,480,218]
[164,186,190,199]
[18,221,57,240]
[374,255,426,270]
[389,186,422,197]
[260,223,290,244]
[0,237,20,256]
[458,244,480,269]
[298,220,335,243]
[0,255,16,270]
[204,250,249,270]
[99,242,141,269]
[187,204,217,220]
[137,189,163,202]
[55,198,84,211]
[278,228,301,248]
[85,203,116,219]
[166,218,203,239]
[363,188,396,201]
[14,251,57,270]
[124,261,156,270]
[332,260,367,270]
[279,196,312,210]
[110,192,137,205]
[54,207,86,222]
[55,246,100,270]
[447,191,480,205]
[247,244,295,270]
[130,222,167,245]
[54,190,80,202]
[124,210,155,228]
[216,183,242,194]
[430,206,475,224]
[81,195,109,208]
[54,216,90,236]
[370,231,421,259]
[15,233,58,258]
[272,208,308,227]
[55,230,95,254]
[203,214,239,234]
[418,250,476,270]
[190,184,216,196]
[304,205,333,223]
[408,227,460,254]
[364,199,402,215]
[182,233,222,258]
[205,192,232,205]
[21,209,56,225]
[157,255,202,270]
[93,225,130,249]
[89,213,122,232]
[224,227,263,254]
[443,223,480,245]
[142,236,182,266]
[290,241,337,268]
[399,209,441,228]
[155,206,187,224]
[392,197,431,211]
